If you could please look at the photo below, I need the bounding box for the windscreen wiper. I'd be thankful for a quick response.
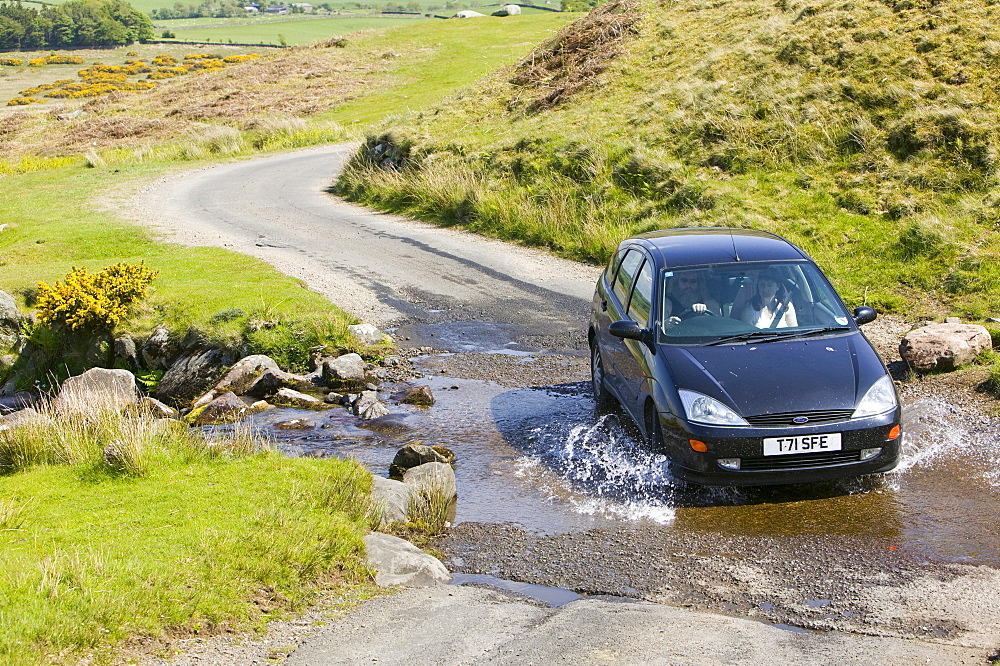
[778,325,852,340]
[702,326,851,346]
[701,330,796,346]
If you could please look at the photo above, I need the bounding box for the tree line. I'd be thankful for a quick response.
[0,0,153,49]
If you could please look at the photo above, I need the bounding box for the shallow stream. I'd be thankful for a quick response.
[244,353,1000,567]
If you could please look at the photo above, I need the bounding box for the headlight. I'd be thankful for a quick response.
[852,375,897,419]
[679,390,749,427]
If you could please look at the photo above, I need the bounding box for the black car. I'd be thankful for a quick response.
[589,227,901,486]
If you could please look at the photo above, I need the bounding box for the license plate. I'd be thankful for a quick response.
[763,433,842,456]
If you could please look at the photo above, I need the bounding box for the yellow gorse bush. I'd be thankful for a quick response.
[36,262,159,332]
[8,52,256,105]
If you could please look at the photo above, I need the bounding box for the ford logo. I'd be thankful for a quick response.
[792,416,810,424]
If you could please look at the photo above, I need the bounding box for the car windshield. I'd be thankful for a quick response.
[659,261,854,344]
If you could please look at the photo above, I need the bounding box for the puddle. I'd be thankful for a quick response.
[804,599,832,608]
[450,573,582,607]
[772,623,814,634]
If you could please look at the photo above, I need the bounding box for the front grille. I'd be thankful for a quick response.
[738,450,862,471]
[744,409,855,427]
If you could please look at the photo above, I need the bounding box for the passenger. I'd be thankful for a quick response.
[740,271,797,328]
[666,271,721,324]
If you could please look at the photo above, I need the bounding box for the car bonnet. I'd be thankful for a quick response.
[660,332,886,417]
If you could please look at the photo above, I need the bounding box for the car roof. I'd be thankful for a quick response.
[621,227,810,267]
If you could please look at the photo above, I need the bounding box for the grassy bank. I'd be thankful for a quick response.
[336,0,1000,319]
[1,15,578,374]
[0,17,590,661]
[0,399,378,665]
[0,162,362,380]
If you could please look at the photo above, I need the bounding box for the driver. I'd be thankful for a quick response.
[666,270,721,324]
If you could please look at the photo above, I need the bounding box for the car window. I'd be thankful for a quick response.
[608,249,625,282]
[659,260,855,344]
[627,258,654,326]
[613,249,644,308]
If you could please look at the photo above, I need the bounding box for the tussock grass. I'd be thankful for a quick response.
[406,485,454,536]
[338,0,1000,318]
[0,497,27,532]
[0,405,379,666]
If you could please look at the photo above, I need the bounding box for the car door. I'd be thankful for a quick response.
[595,247,642,401]
[613,255,655,418]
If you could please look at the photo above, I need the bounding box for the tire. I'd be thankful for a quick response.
[590,342,614,410]
[645,402,666,454]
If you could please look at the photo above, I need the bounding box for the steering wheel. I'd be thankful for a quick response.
[679,308,716,318]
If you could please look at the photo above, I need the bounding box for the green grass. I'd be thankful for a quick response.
[0,162,358,355]
[0,14,579,382]
[157,15,430,46]
[335,0,1000,319]
[319,13,580,124]
[0,402,378,665]
[0,11,588,664]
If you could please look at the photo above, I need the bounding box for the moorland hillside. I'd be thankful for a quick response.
[338,0,1000,317]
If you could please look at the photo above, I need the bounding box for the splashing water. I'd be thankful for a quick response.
[892,398,972,475]
[515,414,681,524]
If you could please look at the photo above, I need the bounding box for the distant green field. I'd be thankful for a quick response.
[153,15,429,45]
[319,12,578,124]
[27,0,561,17]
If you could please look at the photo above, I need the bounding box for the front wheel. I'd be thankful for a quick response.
[591,342,614,410]
[645,402,666,454]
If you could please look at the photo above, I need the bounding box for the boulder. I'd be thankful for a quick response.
[135,396,178,419]
[348,323,388,346]
[154,348,234,407]
[141,325,179,371]
[213,354,291,398]
[362,532,452,587]
[53,368,139,414]
[452,9,485,17]
[0,354,16,377]
[370,475,413,525]
[0,406,45,432]
[0,291,19,325]
[899,323,992,372]
[390,443,451,479]
[403,462,458,500]
[114,334,139,371]
[322,353,367,387]
[0,391,33,415]
[491,3,521,15]
[272,387,324,408]
[395,385,435,406]
[191,391,248,425]
[381,355,403,368]
[358,415,412,434]
[0,291,20,352]
[274,418,316,429]
[353,390,389,420]
[85,333,114,367]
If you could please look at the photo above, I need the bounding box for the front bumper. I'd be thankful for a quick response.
[658,409,902,486]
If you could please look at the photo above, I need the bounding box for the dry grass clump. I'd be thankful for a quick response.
[510,0,641,112]
[0,396,270,477]
[0,497,27,531]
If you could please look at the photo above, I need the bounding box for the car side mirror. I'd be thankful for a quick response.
[853,306,877,326]
[609,320,647,341]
